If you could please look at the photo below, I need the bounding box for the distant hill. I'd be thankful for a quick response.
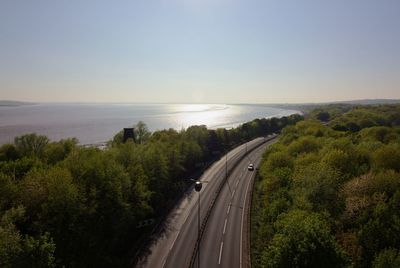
[337,99,400,105]
[266,99,400,114]
[0,100,34,107]
[269,98,400,107]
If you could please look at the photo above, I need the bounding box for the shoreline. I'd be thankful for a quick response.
[0,104,301,146]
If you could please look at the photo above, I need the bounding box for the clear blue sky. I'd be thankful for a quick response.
[1,0,399,103]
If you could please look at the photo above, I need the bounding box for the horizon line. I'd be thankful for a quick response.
[2,98,400,106]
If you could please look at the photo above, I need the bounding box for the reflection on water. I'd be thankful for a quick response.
[170,104,240,130]
[179,104,215,112]
[0,103,298,145]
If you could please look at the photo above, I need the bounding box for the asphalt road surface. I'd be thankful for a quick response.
[137,136,276,268]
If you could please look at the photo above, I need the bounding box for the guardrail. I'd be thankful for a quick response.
[188,135,276,268]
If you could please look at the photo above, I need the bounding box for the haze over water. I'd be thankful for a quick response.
[0,103,298,145]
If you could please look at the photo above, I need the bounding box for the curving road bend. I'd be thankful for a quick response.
[136,136,276,268]
[196,139,274,268]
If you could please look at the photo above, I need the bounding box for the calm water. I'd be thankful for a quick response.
[0,103,299,145]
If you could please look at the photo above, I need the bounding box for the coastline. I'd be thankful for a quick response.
[0,103,301,146]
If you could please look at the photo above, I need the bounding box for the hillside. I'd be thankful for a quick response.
[251,104,400,268]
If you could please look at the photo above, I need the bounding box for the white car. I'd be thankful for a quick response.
[247,164,254,171]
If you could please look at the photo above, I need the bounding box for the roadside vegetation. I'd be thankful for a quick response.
[0,114,301,267]
[251,104,400,268]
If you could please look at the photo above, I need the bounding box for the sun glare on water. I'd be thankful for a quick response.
[170,104,236,129]
[180,104,211,112]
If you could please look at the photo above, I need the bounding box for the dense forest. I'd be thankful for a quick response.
[251,104,400,268]
[0,114,301,267]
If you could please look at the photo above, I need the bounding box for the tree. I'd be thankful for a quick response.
[43,138,78,164]
[0,112,304,267]
[14,133,49,158]
[135,121,150,144]
[0,207,23,267]
[316,111,330,122]
[0,144,19,161]
[292,163,342,214]
[207,130,221,155]
[261,210,346,268]
[373,249,400,268]
[252,104,400,268]
[372,144,400,172]
[0,206,56,268]
[287,136,321,156]
[0,174,17,213]
[18,167,81,263]
[321,149,355,177]
[264,151,293,171]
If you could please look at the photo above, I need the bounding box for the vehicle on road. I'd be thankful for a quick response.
[247,164,254,171]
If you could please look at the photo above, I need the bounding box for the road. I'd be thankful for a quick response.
[136,136,275,268]
[196,140,271,268]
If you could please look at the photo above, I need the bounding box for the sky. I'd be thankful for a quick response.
[0,0,399,104]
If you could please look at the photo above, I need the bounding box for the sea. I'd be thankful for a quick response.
[0,103,299,146]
